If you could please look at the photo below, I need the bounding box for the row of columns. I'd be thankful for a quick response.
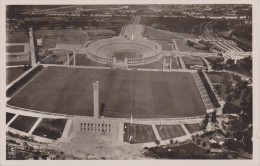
[67,51,76,67]
[162,58,173,71]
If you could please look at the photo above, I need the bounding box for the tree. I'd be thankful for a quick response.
[223,102,241,114]
[203,114,210,129]
[169,139,174,146]
[211,110,217,123]
[155,140,160,146]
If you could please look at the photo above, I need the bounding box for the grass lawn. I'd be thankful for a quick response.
[9,115,38,133]
[129,56,179,70]
[6,67,31,85]
[112,50,142,60]
[7,45,25,53]
[8,66,205,118]
[156,125,186,140]
[75,53,111,67]
[6,112,15,124]
[123,123,157,143]
[32,118,67,140]
[41,54,67,64]
[184,123,203,134]
[182,56,205,67]
[153,40,173,51]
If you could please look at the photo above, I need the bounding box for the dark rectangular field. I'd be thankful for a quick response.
[123,123,156,143]
[7,66,206,118]
[6,45,25,53]
[9,115,38,133]
[32,118,67,140]
[112,51,142,60]
[156,124,186,140]
[184,123,203,134]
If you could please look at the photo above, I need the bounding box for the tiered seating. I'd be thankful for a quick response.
[192,72,214,110]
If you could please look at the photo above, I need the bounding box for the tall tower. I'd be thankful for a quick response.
[93,81,100,119]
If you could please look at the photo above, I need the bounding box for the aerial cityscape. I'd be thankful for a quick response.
[5,4,253,160]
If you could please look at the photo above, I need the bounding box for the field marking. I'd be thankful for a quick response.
[9,67,48,99]
[6,114,19,127]
[28,117,43,134]
[152,124,162,141]
[180,123,191,138]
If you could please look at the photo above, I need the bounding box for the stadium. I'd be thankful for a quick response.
[6,24,221,145]
[87,37,162,65]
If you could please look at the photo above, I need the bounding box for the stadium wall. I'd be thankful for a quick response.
[198,70,221,108]
[6,65,44,97]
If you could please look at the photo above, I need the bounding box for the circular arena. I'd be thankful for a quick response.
[87,37,162,65]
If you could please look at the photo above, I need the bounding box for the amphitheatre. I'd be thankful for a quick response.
[87,37,162,64]
[6,22,225,150]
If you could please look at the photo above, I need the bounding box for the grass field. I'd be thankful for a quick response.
[153,40,173,51]
[6,31,29,43]
[75,53,110,67]
[129,56,179,70]
[123,123,157,143]
[112,50,142,60]
[143,27,182,40]
[32,118,67,140]
[8,66,206,118]
[182,56,205,68]
[6,67,31,85]
[175,39,208,52]
[6,112,15,124]
[184,123,203,134]
[9,115,38,133]
[156,125,186,140]
[6,45,25,53]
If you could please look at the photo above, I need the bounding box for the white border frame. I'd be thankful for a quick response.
[0,0,259,166]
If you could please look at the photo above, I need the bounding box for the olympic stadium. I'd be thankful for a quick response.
[6,23,221,146]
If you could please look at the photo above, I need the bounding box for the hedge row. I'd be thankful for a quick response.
[6,65,43,97]
[198,70,221,108]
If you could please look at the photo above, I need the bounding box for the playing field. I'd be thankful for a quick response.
[6,45,25,53]
[7,66,206,118]
[112,50,142,60]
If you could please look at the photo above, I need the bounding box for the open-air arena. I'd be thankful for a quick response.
[6,22,219,148]
[87,37,162,65]
[7,66,206,118]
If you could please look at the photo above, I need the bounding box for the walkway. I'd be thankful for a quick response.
[29,27,37,66]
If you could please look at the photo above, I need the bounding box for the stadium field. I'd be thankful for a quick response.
[156,124,186,140]
[6,67,31,85]
[123,123,156,143]
[6,45,25,53]
[9,115,38,133]
[32,118,67,140]
[6,112,15,124]
[112,50,142,60]
[7,66,206,118]
[184,123,203,134]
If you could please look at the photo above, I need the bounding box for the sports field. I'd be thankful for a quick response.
[6,45,25,53]
[7,66,206,118]
[112,50,142,60]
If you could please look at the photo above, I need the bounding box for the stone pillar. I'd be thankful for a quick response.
[163,58,165,71]
[170,58,172,70]
[67,53,70,67]
[73,51,76,67]
[125,57,128,69]
[93,81,100,119]
[113,57,116,64]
